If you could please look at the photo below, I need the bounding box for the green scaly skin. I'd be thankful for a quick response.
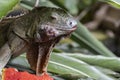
[0,7,77,76]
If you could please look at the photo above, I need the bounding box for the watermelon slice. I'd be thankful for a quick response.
[2,68,53,80]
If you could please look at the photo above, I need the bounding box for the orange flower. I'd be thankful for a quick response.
[2,68,53,80]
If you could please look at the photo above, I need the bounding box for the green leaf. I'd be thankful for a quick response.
[64,0,78,14]
[0,0,19,18]
[49,53,115,80]
[8,55,30,69]
[20,0,58,10]
[49,0,79,14]
[65,53,120,71]
[71,22,116,57]
[95,66,120,78]
[100,0,120,8]
[49,0,67,10]
[48,61,89,78]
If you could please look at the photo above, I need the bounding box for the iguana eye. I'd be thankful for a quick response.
[50,16,57,20]
[51,12,59,20]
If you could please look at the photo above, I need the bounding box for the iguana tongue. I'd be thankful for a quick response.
[26,38,60,75]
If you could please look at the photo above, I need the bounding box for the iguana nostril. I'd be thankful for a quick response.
[71,20,77,28]
[69,22,72,25]
[67,19,77,29]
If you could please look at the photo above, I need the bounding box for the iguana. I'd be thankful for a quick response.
[0,7,77,75]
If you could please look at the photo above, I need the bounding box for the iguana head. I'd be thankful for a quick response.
[33,7,77,42]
